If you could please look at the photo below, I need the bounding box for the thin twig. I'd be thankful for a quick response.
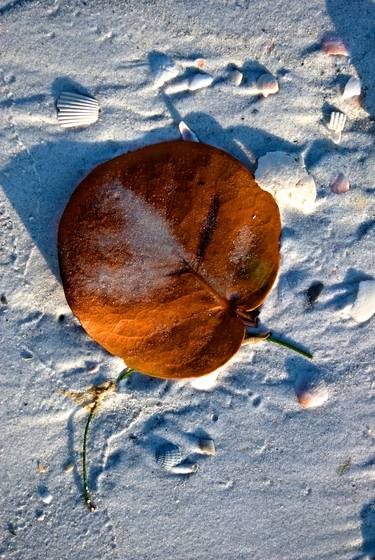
[81,367,135,511]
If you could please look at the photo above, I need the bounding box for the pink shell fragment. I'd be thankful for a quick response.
[330,173,350,194]
[321,33,350,56]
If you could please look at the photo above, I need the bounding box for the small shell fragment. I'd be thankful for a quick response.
[349,280,375,323]
[188,73,214,91]
[196,437,216,456]
[330,173,350,194]
[56,92,100,129]
[230,69,243,86]
[342,77,361,100]
[153,60,180,89]
[155,443,182,471]
[194,58,206,69]
[296,383,329,409]
[39,488,53,505]
[63,462,74,474]
[179,121,199,143]
[169,461,199,474]
[164,79,189,95]
[321,33,350,56]
[256,74,279,97]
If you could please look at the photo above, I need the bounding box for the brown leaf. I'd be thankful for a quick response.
[58,141,281,379]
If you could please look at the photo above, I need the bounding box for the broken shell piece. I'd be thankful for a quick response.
[153,60,180,89]
[349,280,375,323]
[56,92,100,128]
[255,151,316,213]
[296,382,329,409]
[196,437,216,456]
[342,77,361,100]
[188,73,214,91]
[256,74,279,97]
[155,443,182,471]
[169,461,199,474]
[321,33,350,56]
[164,79,189,95]
[230,69,243,86]
[328,111,347,144]
[330,173,350,194]
[179,121,199,142]
[194,58,206,69]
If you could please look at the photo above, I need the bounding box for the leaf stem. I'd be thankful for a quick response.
[116,367,135,385]
[266,334,313,360]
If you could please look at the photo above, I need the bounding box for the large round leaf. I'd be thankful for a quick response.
[58,141,281,379]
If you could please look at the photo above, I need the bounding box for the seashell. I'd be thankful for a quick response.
[39,487,53,505]
[164,79,189,95]
[179,121,199,142]
[169,461,199,474]
[56,92,100,128]
[321,33,350,56]
[256,73,279,97]
[188,73,214,91]
[296,382,329,409]
[330,173,350,194]
[155,443,182,471]
[255,151,316,213]
[195,437,216,456]
[328,111,347,144]
[194,58,206,69]
[349,280,375,323]
[342,77,361,100]
[230,69,243,86]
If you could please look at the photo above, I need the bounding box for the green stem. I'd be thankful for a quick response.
[82,400,99,512]
[116,367,135,385]
[266,334,313,360]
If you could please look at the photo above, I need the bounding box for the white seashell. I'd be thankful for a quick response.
[169,462,199,474]
[342,77,361,100]
[321,33,350,56]
[195,437,216,456]
[328,111,347,144]
[164,79,189,95]
[39,488,53,505]
[155,443,182,471]
[230,69,243,86]
[330,173,350,194]
[188,73,214,91]
[194,58,206,69]
[350,280,375,323]
[179,121,199,142]
[296,382,329,409]
[154,62,180,89]
[256,74,279,97]
[255,151,316,213]
[190,369,220,391]
[56,92,99,128]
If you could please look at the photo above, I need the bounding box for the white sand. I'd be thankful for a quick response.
[0,0,374,559]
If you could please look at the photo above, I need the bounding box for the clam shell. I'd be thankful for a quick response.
[342,77,361,100]
[256,74,279,97]
[321,33,350,56]
[57,92,99,128]
[330,173,350,194]
[295,373,329,409]
[179,121,199,142]
[155,443,182,470]
[350,280,375,323]
[188,73,214,91]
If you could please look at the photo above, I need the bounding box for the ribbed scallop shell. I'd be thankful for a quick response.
[155,443,182,470]
[57,92,100,128]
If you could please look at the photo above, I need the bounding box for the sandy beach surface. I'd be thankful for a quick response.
[1,0,374,558]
